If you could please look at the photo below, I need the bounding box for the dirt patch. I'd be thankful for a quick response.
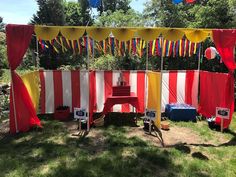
[126,125,204,147]
[64,121,208,148]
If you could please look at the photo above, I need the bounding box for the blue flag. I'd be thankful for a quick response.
[172,0,183,4]
[88,0,101,8]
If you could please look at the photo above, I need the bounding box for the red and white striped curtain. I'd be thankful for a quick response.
[39,70,199,114]
[94,71,146,113]
[161,70,199,111]
[39,70,146,114]
[39,70,89,114]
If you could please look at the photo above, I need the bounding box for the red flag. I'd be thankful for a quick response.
[185,0,196,3]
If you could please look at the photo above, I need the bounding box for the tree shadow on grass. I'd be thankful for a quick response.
[104,112,140,127]
[59,126,184,177]
[0,117,186,177]
[192,152,209,160]
[0,116,214,177]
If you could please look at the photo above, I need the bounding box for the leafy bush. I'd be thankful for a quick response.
[0,94,9,111]
[91,54,147,70]
[0,32,7,69]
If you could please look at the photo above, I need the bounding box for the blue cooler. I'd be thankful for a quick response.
[165,103,196,121]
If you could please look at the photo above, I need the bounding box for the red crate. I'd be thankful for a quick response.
[112,86,130,96]
[54,107,70,121]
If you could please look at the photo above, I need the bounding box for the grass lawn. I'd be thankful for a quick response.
[0,114,236,177]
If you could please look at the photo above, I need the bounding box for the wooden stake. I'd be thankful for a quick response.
[79,119,81,131]
[149,119,152,134]
[221,118,224,133]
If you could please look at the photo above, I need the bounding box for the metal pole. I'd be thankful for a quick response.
[145,40,149,110]
[159,37,164,129]
[196,42,202,110]
[87,36,90,132]
[36,36,39,68]
[146,40,149,71]
[11,71,18,133]
[197,42,202,71]
[160,37,164,71]
[145,41,150,133]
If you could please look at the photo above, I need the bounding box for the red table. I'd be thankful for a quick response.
[102,92,140,115]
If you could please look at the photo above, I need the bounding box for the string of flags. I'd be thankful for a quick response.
[38,36,201,58]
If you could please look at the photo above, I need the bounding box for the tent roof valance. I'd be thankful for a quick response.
[34,25,215,43]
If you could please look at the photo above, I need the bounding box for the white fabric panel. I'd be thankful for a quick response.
[129,71,137,112]
[80,71,89,110]
[177,71,186,104]
[62,71,72,112]
[192,71,199,109]
[95,71,105,112]
[112,71,122,112]
[161,72,169,112]
[44,71,54,113]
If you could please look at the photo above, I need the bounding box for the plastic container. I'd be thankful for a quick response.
[161,121,170,130]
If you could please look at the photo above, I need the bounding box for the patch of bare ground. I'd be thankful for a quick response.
[126,125,204,147]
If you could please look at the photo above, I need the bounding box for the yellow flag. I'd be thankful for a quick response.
[152,40,156,56]
[147,71,161,128]
[194,43,197,54]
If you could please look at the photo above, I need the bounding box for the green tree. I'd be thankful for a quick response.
[189,0,234,28]
[31,0,65,25]
[143,0,235,28]
[143,0,189,27]
[95,9,144,27]
[97,0,131,15]
[0,31,7,72]
[0,17,5,32]
[65,1,93,26]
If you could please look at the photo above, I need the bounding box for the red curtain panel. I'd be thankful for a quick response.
[6,24,41,133]
[199,71,234,129]
[212,29,236,71]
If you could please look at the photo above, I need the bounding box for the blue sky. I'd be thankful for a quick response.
[0,0,145,24]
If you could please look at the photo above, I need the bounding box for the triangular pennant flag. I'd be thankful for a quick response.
[50,39,59,53]
[155,38,159,56]
[141,40,146,58]
[110,37,115,56]
[152,40,155,56]
[172,41,176,57]
[79,39,83,55]
[162,39,166,57]
[149,41,153,57]
[89,38,93,56]
[132,38,137,55]
[194,42,197,54]
[39,39,44,50]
